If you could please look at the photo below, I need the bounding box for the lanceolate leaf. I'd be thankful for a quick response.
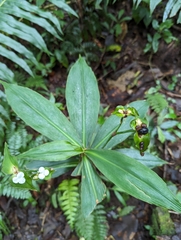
[91,115,120,149]
[0,33,38,66]
[0,82,81,146]
[163,0,176,21]
[14,0,63,33]
[118,149,166,169]
[150,0,162,14]
[3,4,62,40]
[0,13,49,53]
[0,63,14,83]
[81,156,106,217]
[86,149,181,213]
[49,0,78,17]
[0,45,33,77]
[18,140,82,161]
[66,57,100,147]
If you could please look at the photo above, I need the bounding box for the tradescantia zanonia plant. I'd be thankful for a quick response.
[0,57,181,217]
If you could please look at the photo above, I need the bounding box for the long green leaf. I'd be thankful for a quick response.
[0,13,49,53]
[163,0,177,21]
[66,57,100,147]
[0,45,33,76]
[91,115,120,149]
[118,149,166,169]
[86,149,181,213]
[3,4,61,39]
[0,82,81,146]
[150,0,162,14]
[14,0,63,33]
[49,0,78,17]
[26,158,78,178]
[170,0,181,17]
[18,140,81,161]
[81,156,106,217]
[0,63,14,82]
[0,33,38,65]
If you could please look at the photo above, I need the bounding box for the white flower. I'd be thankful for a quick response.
[38,167,49,180]
[12,172,26,184]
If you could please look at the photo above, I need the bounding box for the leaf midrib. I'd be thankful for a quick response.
[87,150,180,211]
[10,87,80,146]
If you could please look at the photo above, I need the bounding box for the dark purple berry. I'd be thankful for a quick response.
[138,127,148,135]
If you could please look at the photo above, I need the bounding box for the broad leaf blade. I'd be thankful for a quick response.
[86,149,181,213]
[118,149,166,169]
[91,115,120,149]
[81,156,106,217]
[18,140,82,161]
[1,82,81,146]
[66,57,100,147]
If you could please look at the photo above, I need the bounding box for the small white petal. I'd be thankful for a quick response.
[12,176,19,183]
[19,177,26,184]
[17,172,24,178]
[12,172,26,184]
[38,167,45,173]
[44,169,49,176]
[38,173,45,179]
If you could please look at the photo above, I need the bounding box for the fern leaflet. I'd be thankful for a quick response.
[57,178,80,229]
[146,92,168,113]
[75,204,108,240]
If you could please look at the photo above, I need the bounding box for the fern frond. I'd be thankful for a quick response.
[93,205,108,240]
[57,178,80,229]
[13,71,27,84]
[75,204,108,240]
[28,135,48,149]
[75,209,95,240]
[146,92,168,113]
[0,0,77,81]
[6,122,28,155]
[0,176,31,199]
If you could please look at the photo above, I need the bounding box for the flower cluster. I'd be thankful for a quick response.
[12,172,26,184]
[12,167,50,184]
[38,167,49,180]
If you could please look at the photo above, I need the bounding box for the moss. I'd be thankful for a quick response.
[152,207,175,236]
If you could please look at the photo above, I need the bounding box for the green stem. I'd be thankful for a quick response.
[0,0,7,7]
[101,118,123,149]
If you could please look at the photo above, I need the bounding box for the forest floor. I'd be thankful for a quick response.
[1,7,181,240]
